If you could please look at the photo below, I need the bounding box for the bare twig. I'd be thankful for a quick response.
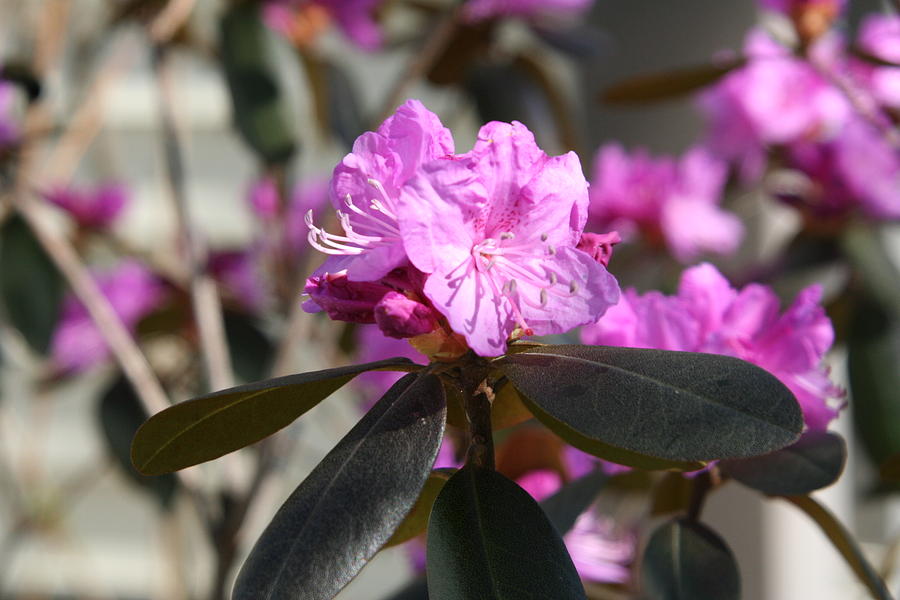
[150,0,197,43]
[375,7,461,125]
[153,46,234,392]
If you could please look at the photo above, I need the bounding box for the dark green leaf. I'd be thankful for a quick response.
[783,495,892,600]
[601,59,745,105]
[496,345,802,465]
[131,357,421,475]
[233,372,447,600]
[641,518,740,600]
[99,376,177,509]
[427,465,586,600]
[0,214,64,354]
[722,431,846,496]
[539,469,607,536]
[224,312,274,383]
[385,468,455,547]
[880,453,900,483]
[220,3,297,165]
[841,224,900,319]
[324,61,364,148]
[848,299,900,467]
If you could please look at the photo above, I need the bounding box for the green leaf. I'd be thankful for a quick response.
[220,3,297,165]
[538,469,607,536]
[496,345,802,464]
[131,357,421,475]
[427,465,586,600]
[0,215,64,354]
[783,495,892,600]
[99,376,177,509]
[722,431,846,496]
[601,59,745,105]
[641,518,740,600]
[233,372,446,600]
[848,299,900,468]
[385,468,455,547]
[224,312,274,383]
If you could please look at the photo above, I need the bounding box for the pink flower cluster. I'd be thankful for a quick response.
[700,23,900,220]
[303,99,620,357]
[582,263,844,431]
[263,0,383,51]
[588,144,743,262]
[0,81,18,148]
[44,182,128,229]
[51,261,166,373]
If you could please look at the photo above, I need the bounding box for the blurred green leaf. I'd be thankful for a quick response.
[100,376,177,509]
[0,214,64,354]
[783,495,892,600]
[496,345,801,466]
[601,59,744,105]
[233,373,446,600]
[224,311,274,383]
[841,225,900,318]
[722,431,846,496]
[220,3,297,165]
[427,465,586,599]
[848,298,900,468]
[385,468,456,547]
[641,518,740,600]
[539,469,607,536]
[131,357,422,475]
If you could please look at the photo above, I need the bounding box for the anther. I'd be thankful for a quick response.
[540,233,549,242]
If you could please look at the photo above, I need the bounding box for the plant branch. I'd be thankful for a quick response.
[153,45,234,392]
[375,7,461,125]
[461,361,494,470]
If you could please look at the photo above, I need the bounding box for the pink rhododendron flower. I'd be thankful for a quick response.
[515,468,634,584]
[373,291,437,339]
[44,182,128,229]
[306,99,454,282]
[699,29,850,180]
[286,176,330,252]
[464,0,593,23]
[588,144,743,262]
[576,231,621,268]
[51,261,165,373]
[303,272,395,323]
[582,263,845,430]
[399,121,619,356]
[264,0,383,51]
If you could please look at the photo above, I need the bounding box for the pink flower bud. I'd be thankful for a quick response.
[45,183,128,229]
[577,231,622,268]
[303,273,393,323]
[374,291,437,339]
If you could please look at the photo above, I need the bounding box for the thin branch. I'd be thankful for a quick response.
[150,0,197,43]
[153,46,235,392]
[375,7,461,125]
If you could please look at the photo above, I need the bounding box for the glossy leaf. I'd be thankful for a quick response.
[642,518,740,600]
[427,465,586,600]
[233,372,447,600]
[539,469,607,536]
[601,59,744,105]
[0,215,64,354]
[722,431,846,496]
[385,468,455,547]
[220,3,297,165]
[496,345,802,465]
[783,495,892,600]
[131,357,421,475]
[100,376,177,509]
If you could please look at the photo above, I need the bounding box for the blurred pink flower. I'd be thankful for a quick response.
[582,263,845,430]
[264,0,384,51]
[515,468,634,584]
[209,250,268,312]
[44,182,128,229]
[248,177,280,220]
[851,15,900,110]
[399,121,619,356]
[699,29,850,180]
[51,261,165,373]
[0,81,18,147]
[757,0,846,14]
[307,99,454,282]
[464,0,593,22]
[588,144,743,262]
